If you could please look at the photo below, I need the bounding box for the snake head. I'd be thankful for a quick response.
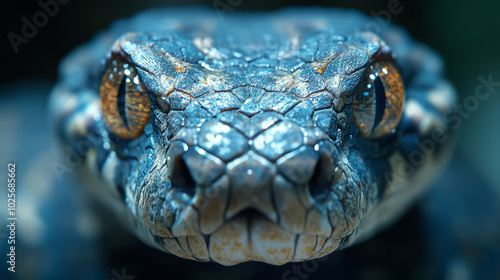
[51,8,456,266]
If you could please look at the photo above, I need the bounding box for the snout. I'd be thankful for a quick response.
[167,119,339,220]
[147,117,357,265]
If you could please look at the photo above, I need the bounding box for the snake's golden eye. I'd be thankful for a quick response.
[353,61,404,140]
[100,59,151,140]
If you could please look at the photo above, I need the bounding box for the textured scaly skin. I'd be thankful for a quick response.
[50,7,456,265]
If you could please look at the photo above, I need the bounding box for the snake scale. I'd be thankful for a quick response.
[50,7,456,265]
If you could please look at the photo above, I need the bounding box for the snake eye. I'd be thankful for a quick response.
[100,59,151,140]
[353,61,404,140]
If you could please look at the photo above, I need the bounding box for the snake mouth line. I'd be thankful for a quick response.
[156,206,334,241]
[152,207,340,265]
[226,208,289,236]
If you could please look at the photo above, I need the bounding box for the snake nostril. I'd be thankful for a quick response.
[170,153,196,196]
[308,155,333,202]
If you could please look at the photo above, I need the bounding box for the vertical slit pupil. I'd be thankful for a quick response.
[117,74,128,129]
[372,75,386,131]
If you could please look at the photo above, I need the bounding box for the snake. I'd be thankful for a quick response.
[49,7,456,266]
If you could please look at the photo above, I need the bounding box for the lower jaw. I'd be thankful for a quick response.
[156,212,341,265]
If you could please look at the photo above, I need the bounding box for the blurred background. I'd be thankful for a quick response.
[1,0,499,279]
